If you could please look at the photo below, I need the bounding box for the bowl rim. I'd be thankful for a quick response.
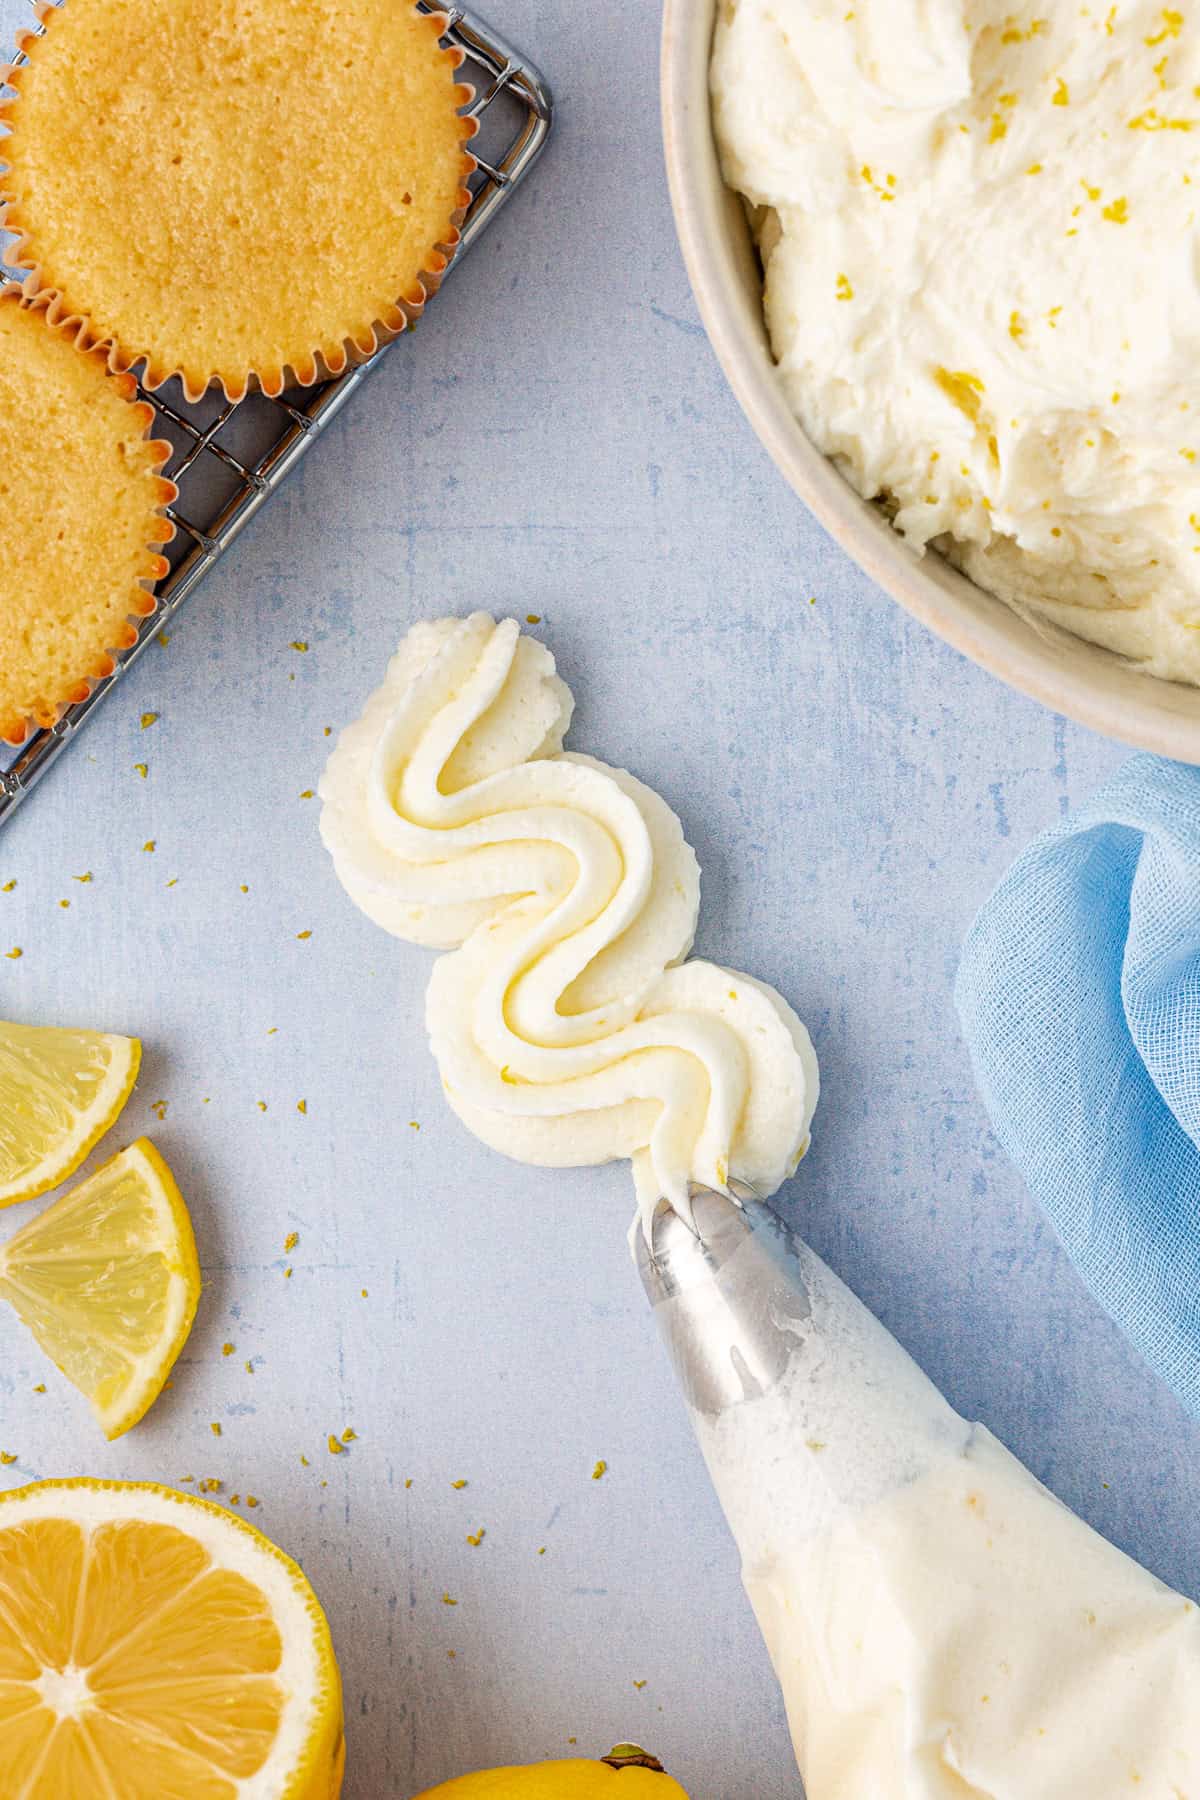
[660,0,1200,764]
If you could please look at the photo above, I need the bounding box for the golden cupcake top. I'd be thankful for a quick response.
[0,0,477,402]
[0,288,174,746]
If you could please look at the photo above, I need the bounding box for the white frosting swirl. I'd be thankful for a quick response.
[319,613,818,1227]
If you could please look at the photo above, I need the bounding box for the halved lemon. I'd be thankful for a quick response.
[0,1019,141,1209]
[0,1478,345,1798]
[0,1138,200,1440]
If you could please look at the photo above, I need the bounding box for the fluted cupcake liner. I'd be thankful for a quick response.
[0,285,176,746]
[0,2,478,405]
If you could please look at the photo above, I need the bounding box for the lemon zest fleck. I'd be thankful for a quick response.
[1145,8,1183,46]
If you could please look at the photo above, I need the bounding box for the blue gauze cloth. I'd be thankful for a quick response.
[956,753,1200,1418]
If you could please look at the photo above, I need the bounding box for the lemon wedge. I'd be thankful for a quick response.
[0,1019,141,1208]
[0,1478,345,1798]
[0,1138,200,1440]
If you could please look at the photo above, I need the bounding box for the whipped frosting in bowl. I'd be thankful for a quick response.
[710,1,1200,685]
[319,613,818,1227]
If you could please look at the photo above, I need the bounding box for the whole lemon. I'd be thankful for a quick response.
[414,1745,690,1797]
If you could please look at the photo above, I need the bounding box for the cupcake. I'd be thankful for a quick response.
[0,288,175,747]
[0,0,477,403]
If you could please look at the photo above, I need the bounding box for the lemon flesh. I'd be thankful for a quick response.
[0,1138,200,1439]
[0,1479,344,1799]
[0,1019,141,1208]
[415,1761,690,1797]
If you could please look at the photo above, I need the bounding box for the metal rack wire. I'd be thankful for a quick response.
[0,2,552,830]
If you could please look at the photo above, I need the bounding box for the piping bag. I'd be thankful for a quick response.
[636,1184,1200,1797]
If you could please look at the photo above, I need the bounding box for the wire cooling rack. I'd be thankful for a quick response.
[0,3,552,830]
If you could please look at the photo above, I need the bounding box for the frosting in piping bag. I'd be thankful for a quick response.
[319,613,818,1227]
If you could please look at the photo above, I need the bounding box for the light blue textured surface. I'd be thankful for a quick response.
[957,755,1200,1419]
[1,4,1198,1795]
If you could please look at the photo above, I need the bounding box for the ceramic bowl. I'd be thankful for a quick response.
[661,0,1200,762]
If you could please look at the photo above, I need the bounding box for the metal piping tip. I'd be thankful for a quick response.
[636,1182,813,1419]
